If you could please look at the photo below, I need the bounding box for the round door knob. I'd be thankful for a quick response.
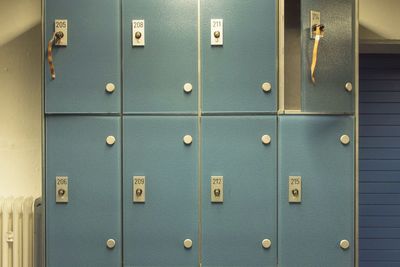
[183,239,193,249]
[58,189,65,196]
[339,239,350,250]
[261,82,272,93]
[214,189,221,197]
[106,136,116,146]
[135,31,142,39]
[183,83,193,93]
[183,135,193,145]
[214,31,221,38]
[262,239,272,249]
[345,82,353,92]
[106,239,116,249]
[105,83,115,93]
[262,135,271,145]
[136,188,143,196]
[340,135,350,145]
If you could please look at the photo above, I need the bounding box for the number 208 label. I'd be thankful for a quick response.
[132,20,145,46]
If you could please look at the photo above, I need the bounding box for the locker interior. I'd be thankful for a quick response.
[44,0,357,266]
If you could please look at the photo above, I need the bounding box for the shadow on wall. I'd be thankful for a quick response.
[359,24,386,40]
[0,0,41,46]
[0,23,42,197]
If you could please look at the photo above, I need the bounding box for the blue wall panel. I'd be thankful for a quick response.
[46,116,121,267]
[202,116,277,266]
[360,54,400,266]
[45,0,121,114]
[279,115,354,267]
[123,116,198,266]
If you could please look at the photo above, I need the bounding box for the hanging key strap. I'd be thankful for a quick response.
[311,24,324,84]
[47,32,64,80]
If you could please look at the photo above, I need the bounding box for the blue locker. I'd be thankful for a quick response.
[278,116,354,267]
[45,0,121,114]
[301,0,354,113]
[202,116,277,266]
[123,0,198,114]
[201,0,277,113]
[123,116,198,266]
[46,116,121,267]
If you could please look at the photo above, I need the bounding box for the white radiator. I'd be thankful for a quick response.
[0,197,34,267]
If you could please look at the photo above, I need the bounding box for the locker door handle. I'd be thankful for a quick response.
[47,31,64,80]
[310,24,324,84]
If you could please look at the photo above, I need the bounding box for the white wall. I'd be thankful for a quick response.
[0,0,42,197]
[359,0,400,53]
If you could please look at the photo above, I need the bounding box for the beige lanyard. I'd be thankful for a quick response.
[311,24,324,84]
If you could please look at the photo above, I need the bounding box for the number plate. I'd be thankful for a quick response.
[211,176,223,203]
[132,20,145,47]
[56,176,68,203]
[310,11,321,39]
[288,176,302,203]
[54,19,68,46]
[211,19,223,46]
[133,176,145,203]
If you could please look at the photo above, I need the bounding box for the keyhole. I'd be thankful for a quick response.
[136,188,143,196]
[55,31,64,40]
[58,189,65,196]
[214,189,221,197]
[292,189,299,197]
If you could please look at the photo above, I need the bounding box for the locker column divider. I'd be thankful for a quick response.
[197,0,203,265]
[120,0,124,265]
[354,0,359,265]
[277,0,283,265]
[41,0,46,264]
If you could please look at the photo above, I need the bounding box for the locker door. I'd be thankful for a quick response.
[301,0,354,113]
[46,116,121,267]
[278,116,354,267]
[45,0,121,114]
[201,0,277,113]
[123,117,198,266]
[123,0,198,113]
[202,116,277,266]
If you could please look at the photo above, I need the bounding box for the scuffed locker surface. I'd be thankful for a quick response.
[123,116,198,266]
[123,0,198,114]
[201,0,277,113]
[46,116,121,267]
[278,115,354,267]
[202,116,277,266]
[301,0,354,113]
[45,0,121,114]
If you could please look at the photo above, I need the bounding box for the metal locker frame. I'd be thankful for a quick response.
[41,0,359,265]
[278,0,359,265]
